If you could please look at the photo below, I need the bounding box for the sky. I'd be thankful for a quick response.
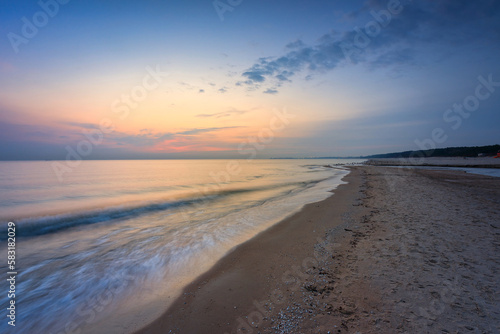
[1,0,499,160]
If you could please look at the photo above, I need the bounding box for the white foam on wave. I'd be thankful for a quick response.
[86,168,350,334]
[0,162,353,334]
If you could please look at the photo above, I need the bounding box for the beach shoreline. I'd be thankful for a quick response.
[134,166,500,333]
[133,167,364,334]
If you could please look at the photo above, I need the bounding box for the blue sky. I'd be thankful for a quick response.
[0,0,499,159]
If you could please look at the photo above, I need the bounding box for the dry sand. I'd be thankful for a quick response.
[134,166,500,334]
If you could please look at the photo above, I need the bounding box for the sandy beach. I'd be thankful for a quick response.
[135,166,500,333]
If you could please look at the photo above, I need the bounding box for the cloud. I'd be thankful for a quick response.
[263,88,278,95]
[178,81,193,88]
[110,126,243,147]
[285,39,306,50]
[110,131,173,147]
[0,118,246,159]
[199,89,205,93]
[369,48,415,69]
[196,108,250,118]
[178,126,241,135]
[61,122,100,130]
[0,121,78,143]
[218,87,228,93]
[240,0,500,93]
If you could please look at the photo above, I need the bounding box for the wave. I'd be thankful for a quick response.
[0,179,324,238]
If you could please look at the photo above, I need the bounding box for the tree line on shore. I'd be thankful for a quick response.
[365,144,500,159]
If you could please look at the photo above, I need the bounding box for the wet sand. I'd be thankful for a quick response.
[134,166,500,333]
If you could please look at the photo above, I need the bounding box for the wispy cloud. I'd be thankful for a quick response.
[177,126,242,135]
[196,108,250,118]
[239,0,500,94]
[263,88,278,95]
[60,121,100,130]
[109,126,243,147]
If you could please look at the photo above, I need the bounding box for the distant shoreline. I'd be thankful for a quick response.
[365,156,500,169]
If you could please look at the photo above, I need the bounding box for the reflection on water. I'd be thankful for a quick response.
[0,159,362,333]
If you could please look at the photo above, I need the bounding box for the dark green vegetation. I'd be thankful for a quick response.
[365,145,500,159]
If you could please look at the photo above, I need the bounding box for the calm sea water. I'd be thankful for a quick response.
[0,159,362,333]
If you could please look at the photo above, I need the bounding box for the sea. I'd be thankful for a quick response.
[0,159,363,333]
